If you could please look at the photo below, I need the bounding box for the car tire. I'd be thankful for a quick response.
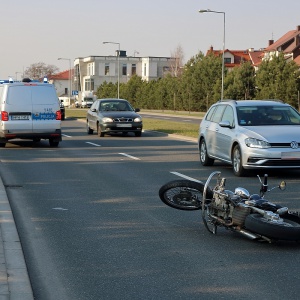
[87,122,93,134]
[97,124,104,137]
[135,131,142,137]
[232,144,247,176]
[49,139,59,147]
[199,139,214,166]
[0,143,6,148]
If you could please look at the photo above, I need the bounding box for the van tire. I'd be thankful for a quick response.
[49,139,59,147]
[0,143,6,148]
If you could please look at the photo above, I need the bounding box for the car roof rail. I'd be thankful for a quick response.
[260,99,284,103]
[218,99,237,104]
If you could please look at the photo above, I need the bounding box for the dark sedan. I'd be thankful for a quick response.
[86,98,143,137]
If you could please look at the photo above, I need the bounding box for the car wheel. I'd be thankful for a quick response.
[97,124,104,137]
[199,139,214,166]
[135,131,142,137]
[0,143,6,148]
[87,122,93,134]
[232,145,247,176]
[49,139,59,147]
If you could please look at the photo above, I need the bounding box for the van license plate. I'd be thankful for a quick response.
[12,115,30,120]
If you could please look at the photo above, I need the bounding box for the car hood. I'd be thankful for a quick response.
[100,111,141,119]
[240,125,300,142]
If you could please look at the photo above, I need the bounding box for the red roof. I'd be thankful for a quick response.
[264,29,300,52]
[49,69,73,80]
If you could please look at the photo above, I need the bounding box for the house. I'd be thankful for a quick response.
[263,25,300,66]
[206,46,264,71]
[48,69,74,107]
[73,51,175,102]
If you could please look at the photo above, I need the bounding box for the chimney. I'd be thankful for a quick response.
[297,25,300,31]
[209,45,213,52]
[268,39,274,46]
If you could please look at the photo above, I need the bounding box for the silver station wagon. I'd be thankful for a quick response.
[198,100,300,176]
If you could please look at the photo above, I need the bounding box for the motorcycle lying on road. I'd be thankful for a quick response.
[159,171,300,243]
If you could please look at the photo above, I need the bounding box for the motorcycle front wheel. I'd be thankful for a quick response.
[159,180,213,211]
[245,213,300,241]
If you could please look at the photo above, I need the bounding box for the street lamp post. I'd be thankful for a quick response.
[199,9,225,100]
[15,72,23,81]
[58,58,72,106]
[103,41,120,99]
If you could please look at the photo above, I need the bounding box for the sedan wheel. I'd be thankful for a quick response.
[232,145,246,176]
[199,139,214,166]
[87,122,93,134]
[97,124,105,137]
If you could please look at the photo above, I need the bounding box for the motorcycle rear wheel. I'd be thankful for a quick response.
[245,213,300,241]
[159,180,212,211]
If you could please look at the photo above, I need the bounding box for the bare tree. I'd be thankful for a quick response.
[24,62,59,80]
[170,44,185,77]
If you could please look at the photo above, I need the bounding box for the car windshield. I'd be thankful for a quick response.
[100,101,132,112]
[237,105,300,126]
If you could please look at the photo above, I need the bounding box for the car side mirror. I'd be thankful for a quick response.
[135,108,140,112]
[219,120,233,129]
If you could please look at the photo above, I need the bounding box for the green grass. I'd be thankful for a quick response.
[65,108,200,138]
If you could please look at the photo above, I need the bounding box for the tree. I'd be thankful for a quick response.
[224,62,256,100]
[24,62,59,80]
[170,44,185,77]
[255,53,300,106]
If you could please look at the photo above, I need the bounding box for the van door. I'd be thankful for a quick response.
[5,85,33,133]
[31,85,60,133]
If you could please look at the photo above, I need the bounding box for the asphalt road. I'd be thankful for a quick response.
[0,119,300,300]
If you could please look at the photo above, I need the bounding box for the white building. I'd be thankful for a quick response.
[73,51,175,100]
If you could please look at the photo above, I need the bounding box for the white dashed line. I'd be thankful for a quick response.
[86,142,101,147]
[170,171,202,183]
[119,153,140,160]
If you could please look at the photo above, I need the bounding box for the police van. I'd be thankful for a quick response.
[0,78,62,147]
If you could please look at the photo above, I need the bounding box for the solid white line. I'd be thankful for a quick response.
[170,171,202,183]
[86,142,101,147]
[119,153,140,160]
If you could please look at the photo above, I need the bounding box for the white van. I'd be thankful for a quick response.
[0,78,62,147]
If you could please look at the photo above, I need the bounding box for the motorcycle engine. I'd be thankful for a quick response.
[211,190,251,226]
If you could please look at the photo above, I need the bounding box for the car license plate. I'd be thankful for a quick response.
[11,115,30,120]
[281,152,300,160]
[116,124,132,127]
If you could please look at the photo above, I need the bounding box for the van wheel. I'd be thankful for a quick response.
[49,139,59,147]
[0,143,6,148]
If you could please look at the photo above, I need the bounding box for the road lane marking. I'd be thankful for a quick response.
[170,171,202,183]
[119,153,140,160]
[86,142,102,147]
[62,134,72,138]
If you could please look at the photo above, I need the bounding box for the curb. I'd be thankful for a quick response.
[0,177,34,300]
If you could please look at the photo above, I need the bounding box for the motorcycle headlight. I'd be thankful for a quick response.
[245,138,271,148]
[102,117,113,123]
[134,117,142,122]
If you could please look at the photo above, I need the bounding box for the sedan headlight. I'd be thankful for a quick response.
[102,117,113,123]
[134,117,142,122]
[245,138,271,148]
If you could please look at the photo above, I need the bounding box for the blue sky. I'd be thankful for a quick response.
[1,0,300,78]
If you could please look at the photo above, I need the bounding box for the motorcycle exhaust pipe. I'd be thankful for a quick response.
[238,229,261,240]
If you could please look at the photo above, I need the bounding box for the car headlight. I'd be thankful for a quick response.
[245,138,271,148]
[134,117,142,122]
[102,117,113,123]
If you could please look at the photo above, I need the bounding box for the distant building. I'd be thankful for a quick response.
[206,46,264,71]
[73,51,175,100]
[49,69,74,106]
[263,25,300,66]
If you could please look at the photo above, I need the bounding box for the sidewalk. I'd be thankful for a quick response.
[0,177,34,300]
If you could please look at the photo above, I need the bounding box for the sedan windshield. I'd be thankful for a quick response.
[237,106,300,126]
[100,101,132,112]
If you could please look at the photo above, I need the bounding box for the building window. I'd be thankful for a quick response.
[85,78,94,91]
[224,58,231,64]
[87,63,94,76]
[144,63,147,76]
[122,64,127,76]
[132,64,136,75]
[65,88,68,95]
[105,63,109,75]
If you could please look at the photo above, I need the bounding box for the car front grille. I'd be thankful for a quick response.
[270,142,300,148]
[113,118,133,122]
[247,157,300,166]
